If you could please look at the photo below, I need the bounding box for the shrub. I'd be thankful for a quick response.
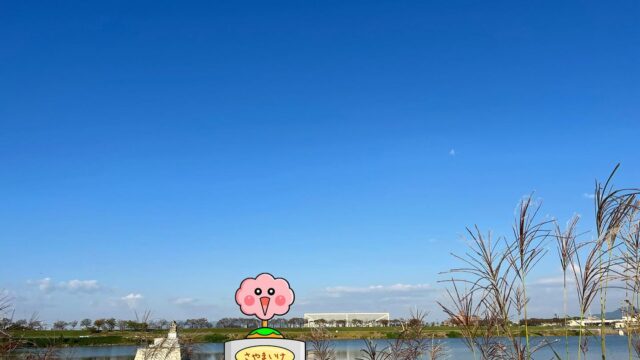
[385,331,400,339]
[446,331,461,338]
[203,334,228,343]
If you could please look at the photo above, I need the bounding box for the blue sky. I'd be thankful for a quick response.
[1,1,639,323]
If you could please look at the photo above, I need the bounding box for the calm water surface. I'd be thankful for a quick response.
[22,337,638,360]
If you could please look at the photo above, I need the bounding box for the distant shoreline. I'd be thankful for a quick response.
[7,326,624,348]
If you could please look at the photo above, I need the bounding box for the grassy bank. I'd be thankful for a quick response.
[4,326,615,347]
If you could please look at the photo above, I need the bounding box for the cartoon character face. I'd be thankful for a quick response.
[235,273,294,321]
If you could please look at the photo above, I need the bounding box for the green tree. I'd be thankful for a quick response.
[52,321,67,330]
[105,318,116,331]
[93,318,106,330]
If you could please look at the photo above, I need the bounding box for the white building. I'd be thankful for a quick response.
[303,313,390,327]
[568,316,638,329]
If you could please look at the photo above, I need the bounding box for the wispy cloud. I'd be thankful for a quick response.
[326,283,432,296]
[170,297,218,313]
[583,193,595,199]
[297,283,441,317]
[28,278,54,292]
[60,280,101,293]
[121,293,143,308]
[27,278,102,294]
[531,276,571,286]
[172,297,197,305]
[449,149,456,156]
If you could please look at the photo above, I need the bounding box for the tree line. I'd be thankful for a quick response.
[0,316,437,331]
[1,317,305,331]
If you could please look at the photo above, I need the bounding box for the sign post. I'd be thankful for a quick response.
[224,273,305,360]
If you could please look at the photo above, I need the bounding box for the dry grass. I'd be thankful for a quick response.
[438,165,639,360]
[593,164,639,359]
[308,325,336,360]
[0,293,22,358]
[0,305,59,360]
[507,196,551,358]
[620,202,640,360]
[553,215,580,360]
[359,311,445,360]
[357,338,387,360]
[440,205,548,360]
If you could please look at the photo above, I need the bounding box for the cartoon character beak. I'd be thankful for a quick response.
[260,297,270,316]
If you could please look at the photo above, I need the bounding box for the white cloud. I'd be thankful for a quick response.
[296,283,442,319]
[121,293,143,308]
[27,278,102,294]
[172,297,196,305]
[567,263,583,276]
[449,149,456,156]
[531,276,571,286]
[583,193,595,199]
[28,278,54,293]
[0,289,14,313]
[170,297,218,314]
[326,283,432,296]
[60,280,101,293]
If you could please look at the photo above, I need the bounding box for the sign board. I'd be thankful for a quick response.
[225,339,305,360]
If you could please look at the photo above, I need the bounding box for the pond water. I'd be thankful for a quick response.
[16,336,639,360]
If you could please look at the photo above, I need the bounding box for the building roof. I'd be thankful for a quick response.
[303,313,389,321]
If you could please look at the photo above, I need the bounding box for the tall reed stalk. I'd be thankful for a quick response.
[620,202,640,360]
[0,293,19,357]
[439,165,638,360]
[439,282,481,360]
[593,164,639,360]
[554,215,580,360]
[569,235,608,360]
[507,196,550,360]
[441,218,549,360]
[365,310,434,360]
[308,325,335,360]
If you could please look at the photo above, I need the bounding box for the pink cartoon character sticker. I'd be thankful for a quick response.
[235,273,295,338]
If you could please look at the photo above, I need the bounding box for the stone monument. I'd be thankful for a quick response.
[225,273,305,360]
[134,321,182,360]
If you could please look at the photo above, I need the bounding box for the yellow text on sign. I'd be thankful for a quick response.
[236,345,295,360]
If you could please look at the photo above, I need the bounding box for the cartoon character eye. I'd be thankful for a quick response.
[268,288,275,295]
[254,288,262,295]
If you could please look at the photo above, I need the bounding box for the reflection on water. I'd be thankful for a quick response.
[16,336,638,360]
